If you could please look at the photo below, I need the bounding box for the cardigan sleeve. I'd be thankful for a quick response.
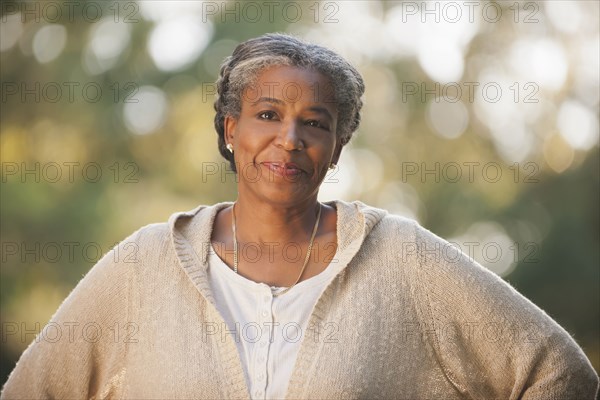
[0,230,142,400]
[411,223,599,399]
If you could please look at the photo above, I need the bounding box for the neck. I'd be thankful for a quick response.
[233,195,321,246]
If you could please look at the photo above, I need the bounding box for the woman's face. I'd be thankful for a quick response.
[224,65,341,206]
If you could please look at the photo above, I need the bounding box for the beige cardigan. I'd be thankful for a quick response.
[1,200,598,399]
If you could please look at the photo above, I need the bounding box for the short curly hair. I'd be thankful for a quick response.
[213,33,365,172]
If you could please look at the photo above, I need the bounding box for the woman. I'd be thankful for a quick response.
[1,33,598,399]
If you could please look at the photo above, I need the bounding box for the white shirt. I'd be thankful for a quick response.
[207,244,340,400]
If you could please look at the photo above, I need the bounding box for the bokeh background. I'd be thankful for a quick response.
[1,0,598,384]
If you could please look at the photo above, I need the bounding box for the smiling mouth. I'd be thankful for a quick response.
[261,162,303,178]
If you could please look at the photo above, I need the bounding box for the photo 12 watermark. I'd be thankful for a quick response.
[1,321,139,344]
[399,162,540,184]
[401,81,539,104]
[1,1,140,23]
[398,239,540,266]
[201,321,339,345]
[199,1,340,24]
[394,2,539,24]
[206,240,338,265]
[1,162,140,184]
[400,320,542,344]
[1,81,139,104]
[1,241,139,264]
[198,161,340,185]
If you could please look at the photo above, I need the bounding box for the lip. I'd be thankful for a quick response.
[261,162,304,178]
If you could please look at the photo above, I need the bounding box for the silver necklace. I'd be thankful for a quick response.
[231,202,322,297]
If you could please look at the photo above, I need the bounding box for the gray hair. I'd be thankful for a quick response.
[213,33,365,171]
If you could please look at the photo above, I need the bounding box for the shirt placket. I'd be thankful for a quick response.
[253,288,274,399]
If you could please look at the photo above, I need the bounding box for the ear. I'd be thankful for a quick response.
[224,115,237,145]
[331,141,343,165]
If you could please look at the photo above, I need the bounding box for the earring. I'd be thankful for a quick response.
[328,163,336,170]
[226,143,233,153]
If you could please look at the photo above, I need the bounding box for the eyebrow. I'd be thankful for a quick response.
[307,106,334,121]
[251,97,285,106]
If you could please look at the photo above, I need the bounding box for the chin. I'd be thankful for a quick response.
[254,185,316,206]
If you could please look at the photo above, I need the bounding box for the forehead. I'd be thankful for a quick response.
[244,65,337,105]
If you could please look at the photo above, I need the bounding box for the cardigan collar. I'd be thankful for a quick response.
[168,200,387,299]
[167,199,387,398]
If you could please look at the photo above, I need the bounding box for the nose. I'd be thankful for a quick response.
[275,120,304,151]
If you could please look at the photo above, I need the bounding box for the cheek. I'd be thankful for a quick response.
[237,122,270,151]
[236,128,279,172]
[308,148,334,174]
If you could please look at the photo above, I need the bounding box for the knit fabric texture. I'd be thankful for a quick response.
[1,200,598,399]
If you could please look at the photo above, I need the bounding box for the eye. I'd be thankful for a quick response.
[306,119,329,131]
[258,111,278,120]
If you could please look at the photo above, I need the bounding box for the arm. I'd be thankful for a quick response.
[411,223,599,399]
[1,230,142,400]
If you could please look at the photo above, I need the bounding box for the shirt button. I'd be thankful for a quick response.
[261,310,269,317]
[260,340,267,347]
[258,373,265,380]
[258,355,266,363]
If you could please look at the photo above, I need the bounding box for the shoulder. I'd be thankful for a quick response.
[357,206,424,252]
[374,212,420,239]
[336,199,417,239]
[122,203,221,253]
[368,210,453,251]
[98,205,202,270]
[113,202,232,268]
[379,213,509,296]
[358,207,508,298]
[134,221,171,248]
[368,211,490,279]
